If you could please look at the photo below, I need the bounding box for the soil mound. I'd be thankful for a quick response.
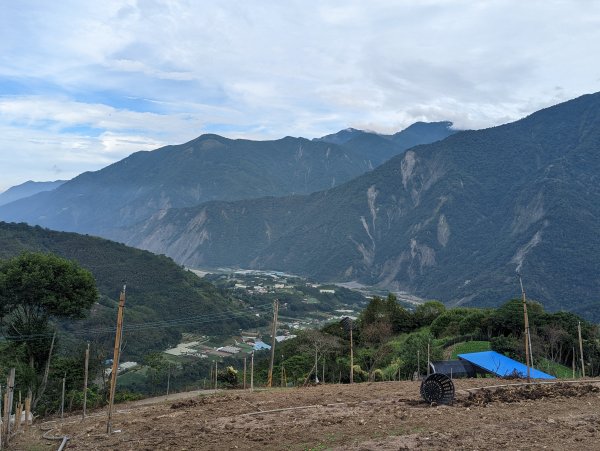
[461,383,600,407]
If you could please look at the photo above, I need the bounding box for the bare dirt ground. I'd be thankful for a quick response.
[11,378,600,450]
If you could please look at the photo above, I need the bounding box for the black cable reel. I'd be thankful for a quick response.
[420,373,455,405]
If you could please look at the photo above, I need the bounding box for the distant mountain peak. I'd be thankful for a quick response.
[0,179,66,207]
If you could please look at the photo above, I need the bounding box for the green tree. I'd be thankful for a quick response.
[360,294,413,334]
[413,301,446,328]
[0,252,98,407]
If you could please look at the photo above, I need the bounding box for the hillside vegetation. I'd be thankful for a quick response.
[0,221,264,359]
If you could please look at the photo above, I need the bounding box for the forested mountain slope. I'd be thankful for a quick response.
[125,93,600,321]
[0,222,261,358]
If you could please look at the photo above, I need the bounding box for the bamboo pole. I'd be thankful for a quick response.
[349,321,354,384]
[267,299,279,387]
[427,341,431,376]
[83,343,90,419]
[519,275,531,382]
[243,357,247,390]
[578,321,585,378]
[214,361,218,390]
[60,374,66,419]
[107,284,126,434]
[250,351,254,392]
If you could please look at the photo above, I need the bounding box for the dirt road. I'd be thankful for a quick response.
[13,378,600,450]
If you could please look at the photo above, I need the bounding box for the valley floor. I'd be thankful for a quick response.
[13,378,600,450]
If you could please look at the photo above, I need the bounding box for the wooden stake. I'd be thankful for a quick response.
[519,275,531,382]
[578,321,585,378]
[349,321,354,384]
[427,341,431,376]
[250,351,254,392]
[24,396,31,430]
[267,299,279,387]
[60,374,66,419]
[572,347,576,379]
[243,357,247,390]
[2,393,7,448]
[0,384,2,448]
[166,363,171,398]
[15,402,22,433]
[83,343,90,419]
[107,284,126,434]
[3,368,15,447]
[214,361,218,390]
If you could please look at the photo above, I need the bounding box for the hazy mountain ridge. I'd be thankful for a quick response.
[0,123,454,238]
[0,180,66,206]
[124,94,600,321]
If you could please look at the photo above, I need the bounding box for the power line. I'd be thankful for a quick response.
[0,303,273,342]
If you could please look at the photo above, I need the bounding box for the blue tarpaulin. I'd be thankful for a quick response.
[253,340,271,351]
[458,351,556,379]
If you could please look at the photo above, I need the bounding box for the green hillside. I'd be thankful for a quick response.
[0,222,266,358]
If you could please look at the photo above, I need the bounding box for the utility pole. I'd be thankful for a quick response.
[578,321,585,378]
[107,284,126,434]
[518,274,531,382]
[83,343,90,419]
[267,299,279,387]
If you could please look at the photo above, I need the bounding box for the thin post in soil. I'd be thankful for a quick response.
[243,357,247,390]
[107,284,126,434]
[83,342,90,419]
[250,351,254,392]
[427,341,431,376]
[267,299,279,387]
[572,347,576,379]
[349,321,354,384]
[24,395,31,431]
[2,368,16,448]
[60,374,66,419]
[518,274,531,382]
[578,321,585,378]
[166,363,171,398]
[214,361,218,390]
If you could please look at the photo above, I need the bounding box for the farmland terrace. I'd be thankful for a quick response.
[14,378,600,450]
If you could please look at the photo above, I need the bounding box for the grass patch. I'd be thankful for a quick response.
[450,341,491,359]
[536,357,574,378]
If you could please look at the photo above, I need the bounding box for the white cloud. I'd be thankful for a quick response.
[1,0,600,190]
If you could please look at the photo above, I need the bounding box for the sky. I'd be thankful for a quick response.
[1,0,599,192]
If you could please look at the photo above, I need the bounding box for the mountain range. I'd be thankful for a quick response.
[0,180,65,206]
[0,122,455,238]
[121,93,600,321]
